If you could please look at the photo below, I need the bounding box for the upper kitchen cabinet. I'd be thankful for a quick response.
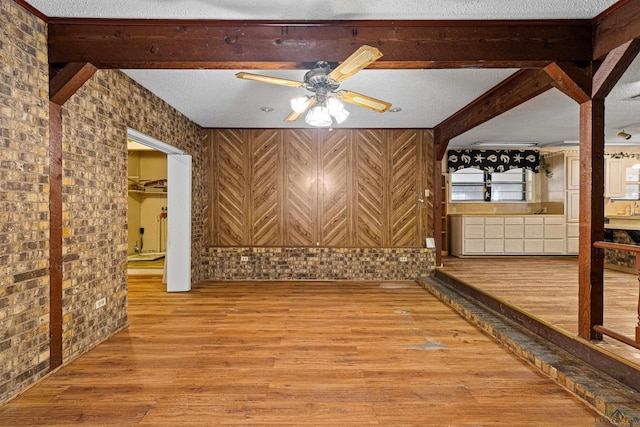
[605,157,625,198]
[566,154,580,191]
[605,157,640,200]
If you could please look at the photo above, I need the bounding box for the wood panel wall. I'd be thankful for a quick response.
[206,129,431,248]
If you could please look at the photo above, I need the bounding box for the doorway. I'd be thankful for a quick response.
[126,129,192,292]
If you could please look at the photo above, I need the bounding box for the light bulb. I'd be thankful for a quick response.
[290,96,310,114]
[305,105,332,127]
[333,108,349,124]
[326,97,345,116]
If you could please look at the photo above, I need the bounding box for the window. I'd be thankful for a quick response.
[450,168,486,201]
[451,167,531,202]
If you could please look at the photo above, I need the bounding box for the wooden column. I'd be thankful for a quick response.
[49,101,63,369]
[578,99,605,340]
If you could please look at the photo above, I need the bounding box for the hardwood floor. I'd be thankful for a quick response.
[0,277,599,426]
[440,256,640,366]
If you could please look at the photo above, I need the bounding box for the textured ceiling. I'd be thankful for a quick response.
[26,0,640,148]
[25,0,617,20]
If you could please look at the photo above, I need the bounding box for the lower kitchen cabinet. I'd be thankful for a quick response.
[450,214,568,256]
[566,223,579,254]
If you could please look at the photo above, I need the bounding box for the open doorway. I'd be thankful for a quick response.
[127,143,168,272]
[126,129,192,292]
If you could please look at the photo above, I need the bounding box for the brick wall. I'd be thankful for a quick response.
[1,2,205,403]
[604,230,636,272]
[202,247,435,281]
[61,70,204,362]
[0,1,50,403]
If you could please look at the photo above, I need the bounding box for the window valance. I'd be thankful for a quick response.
[447,149,540,174]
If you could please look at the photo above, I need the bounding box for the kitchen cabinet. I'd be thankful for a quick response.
[523,216,544,253]
[484,217,504,254]
[543,215,565,253]
[605,158,625,198]
[564,153,579,256]
[566,223,579,254]
[566,155,580,190]
[566,190,579,223]
[504,216,524,253]
[450,215,567,256]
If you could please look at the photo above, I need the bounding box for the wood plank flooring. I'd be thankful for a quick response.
[440,256,640,366]
[0,277,600,426]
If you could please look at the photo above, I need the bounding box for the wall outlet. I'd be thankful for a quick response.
[95,298,106,309]
[399,256,408,262]
[240,256,249,262]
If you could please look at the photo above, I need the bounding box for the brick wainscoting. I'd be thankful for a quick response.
[202,247,435,281]
[604,230,636,272]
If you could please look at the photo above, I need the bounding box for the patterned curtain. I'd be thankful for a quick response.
[447,149,540,174]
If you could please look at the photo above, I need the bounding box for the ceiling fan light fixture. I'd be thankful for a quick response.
[332,108,350,124]
[326,97,345,116]
[236,45,390,125]
[305,105,332,127]
[290,96,311,114]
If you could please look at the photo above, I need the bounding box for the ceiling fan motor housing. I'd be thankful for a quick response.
[303,61,340,95]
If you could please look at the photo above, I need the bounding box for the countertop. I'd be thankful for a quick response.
[605,214,640,231]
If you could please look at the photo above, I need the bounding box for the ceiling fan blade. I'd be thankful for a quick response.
[328,45,383,82]
[337,90,391,113]
[236,72,304,88]
[284,97,316,122]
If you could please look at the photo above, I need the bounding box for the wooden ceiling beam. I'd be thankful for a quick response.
[48,19,592,69]
[49,62,98,105]
[543,62,591,104]
[433,69,554,159]
[593,39,640,98]
[593,0,640,60]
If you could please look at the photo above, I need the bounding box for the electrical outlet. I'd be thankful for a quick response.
[95,298,106,309]
[399,256,408,262]
[241,256,249,262]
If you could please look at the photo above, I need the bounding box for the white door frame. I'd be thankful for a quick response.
[127,129,192,292]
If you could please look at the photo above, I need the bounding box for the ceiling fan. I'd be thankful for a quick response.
[236,45,392,127]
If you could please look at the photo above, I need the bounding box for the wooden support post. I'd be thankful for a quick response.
[49,102,63,369]
[578,99,605,341]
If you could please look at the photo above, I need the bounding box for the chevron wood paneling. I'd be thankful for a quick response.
[283,129,317,246]
[320,130,351,247]
[209,130,246,246]
[250,129,282,246]
[354,130,386,247]
[391,130,420,247]
[206,129,429,248]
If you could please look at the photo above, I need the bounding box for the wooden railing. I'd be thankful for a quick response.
[593,241,640,350]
